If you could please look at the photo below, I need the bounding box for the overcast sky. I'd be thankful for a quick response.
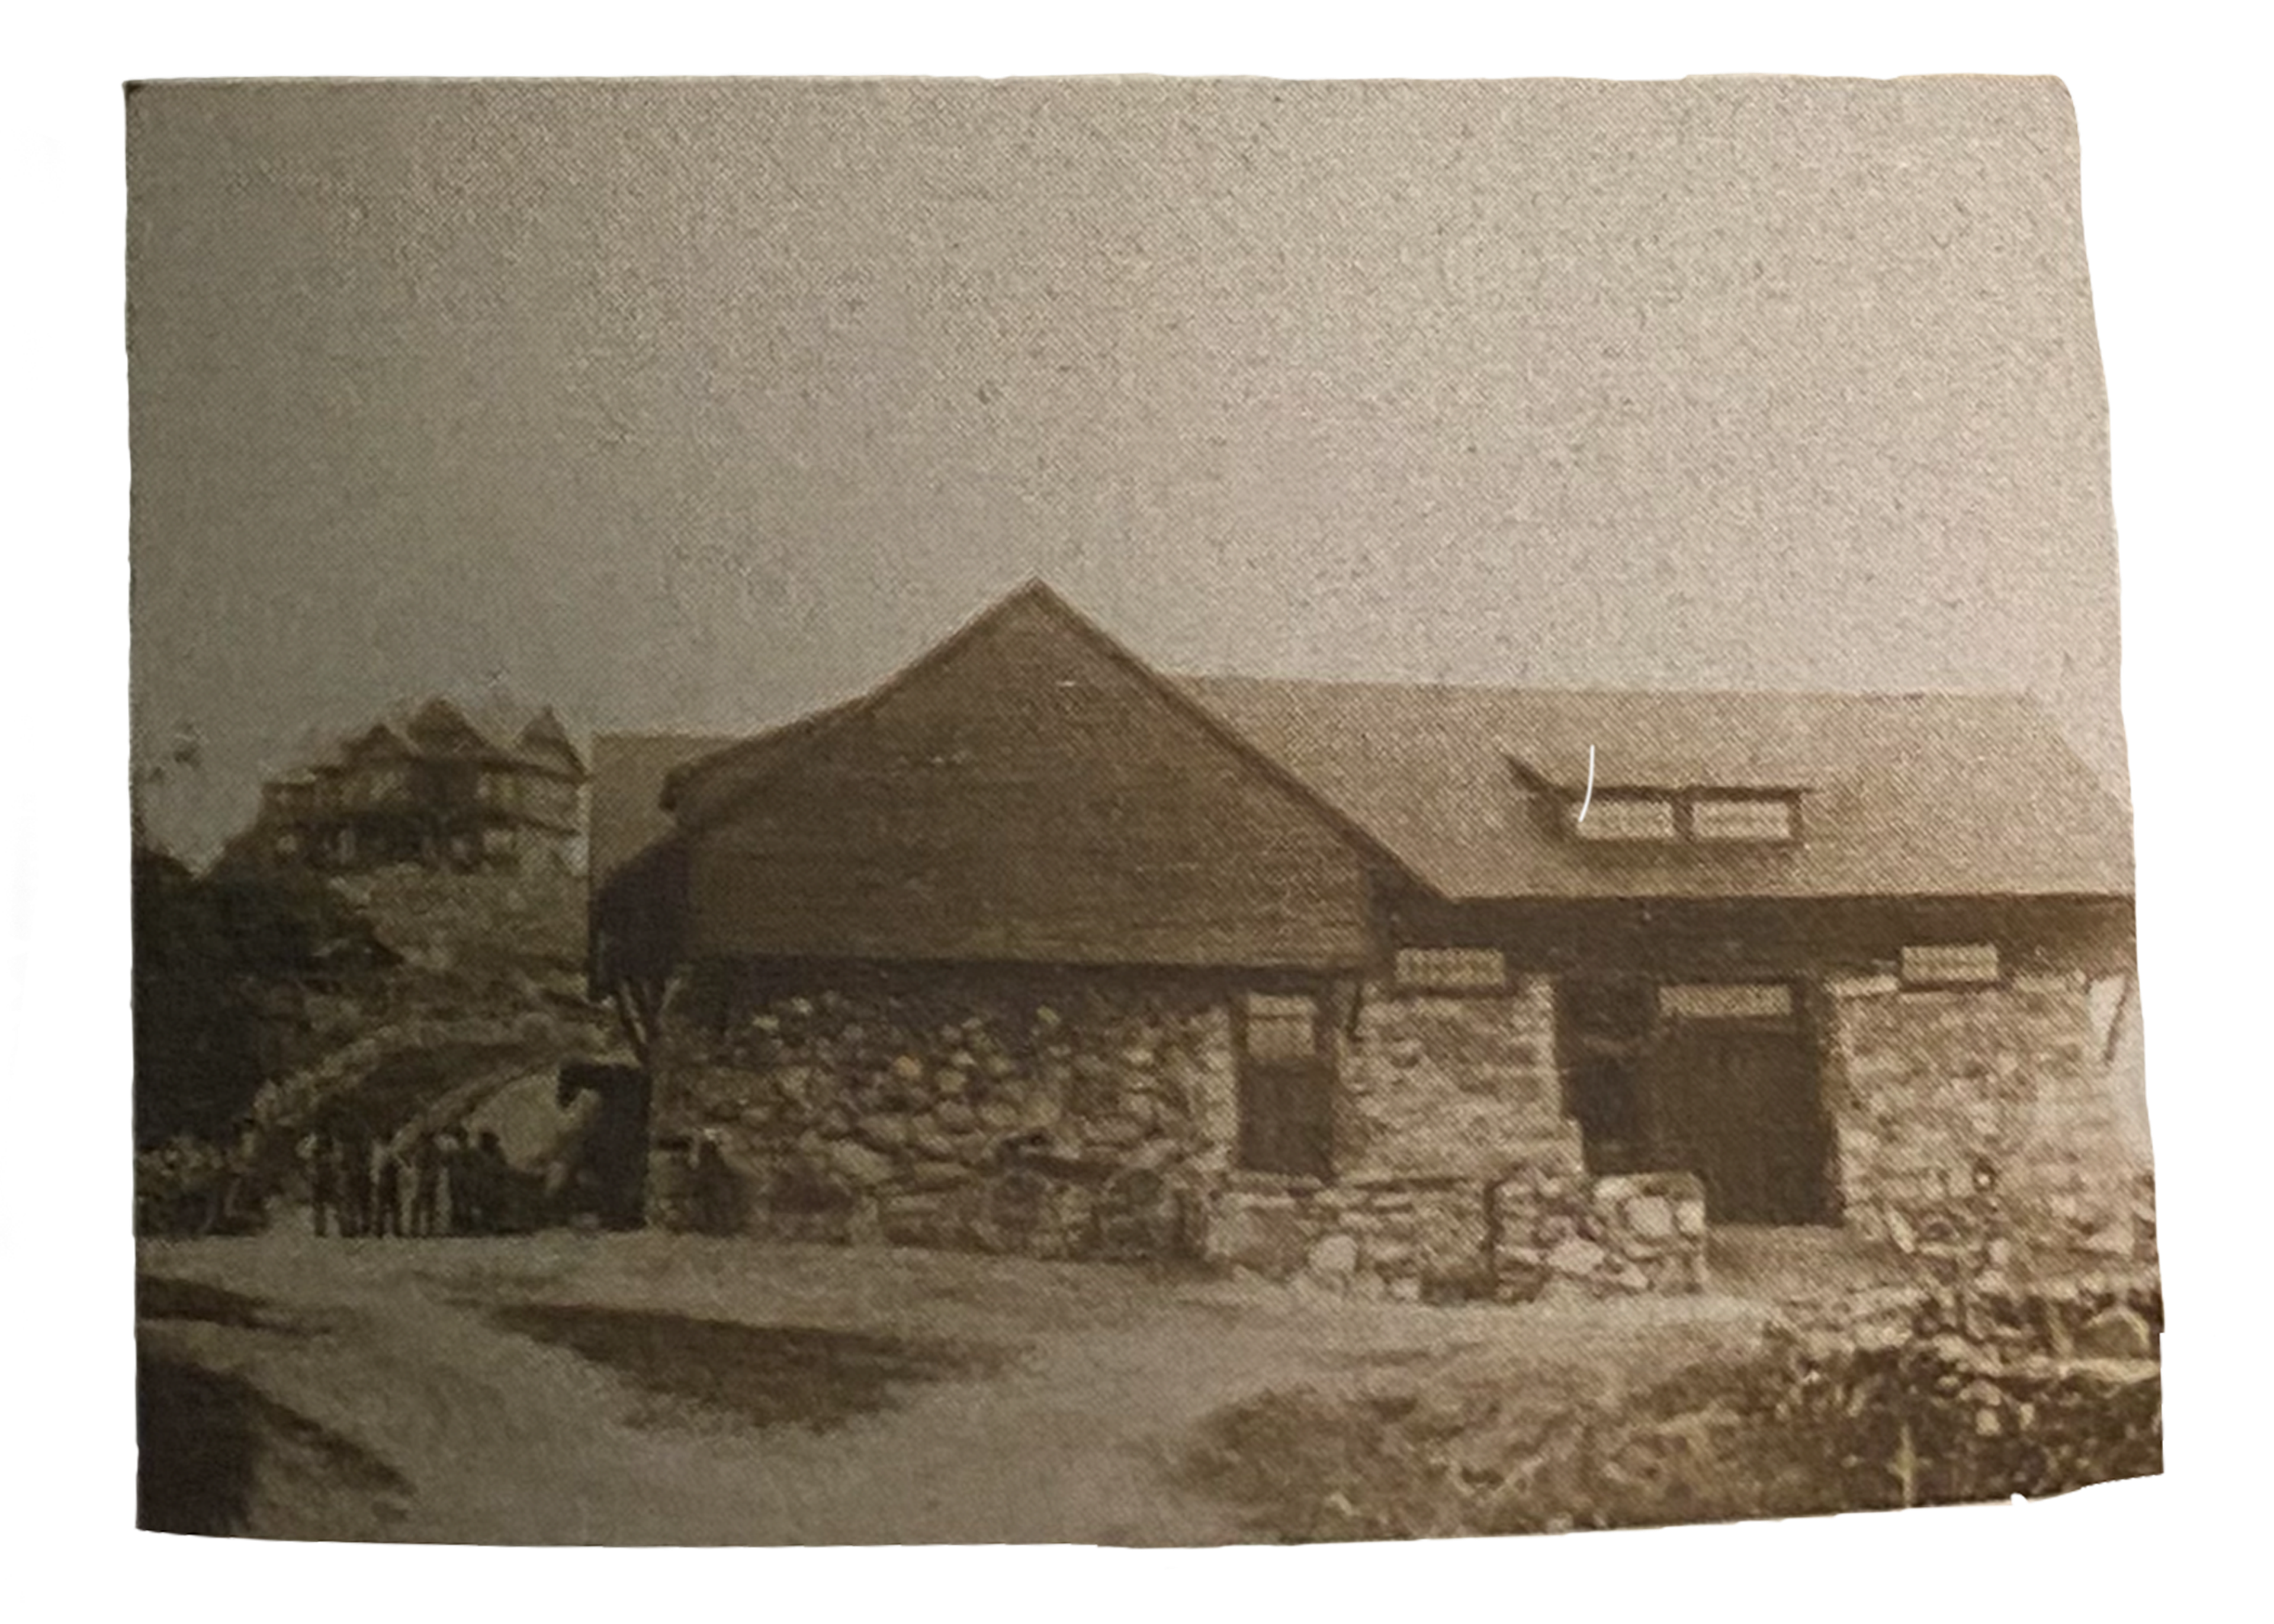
[127,76,2126,863]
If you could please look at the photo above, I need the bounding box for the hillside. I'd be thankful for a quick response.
[245,866,619,1144]
[136,860,627,1228]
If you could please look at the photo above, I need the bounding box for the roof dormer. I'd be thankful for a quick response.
[1577,789,1799,846]
[1509,757,1805,848]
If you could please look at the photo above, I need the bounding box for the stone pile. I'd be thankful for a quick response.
[1764,1268,2162,1501]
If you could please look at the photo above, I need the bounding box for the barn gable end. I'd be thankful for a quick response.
[679,587,1382,970]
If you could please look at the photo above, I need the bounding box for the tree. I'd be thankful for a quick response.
[133,843,265,1144]
[131,833,394,1147]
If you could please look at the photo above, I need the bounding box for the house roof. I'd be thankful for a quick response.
[589,583,2135,906]
[276,695,589,783]
[663,698,868,828]
[587,732,740,890]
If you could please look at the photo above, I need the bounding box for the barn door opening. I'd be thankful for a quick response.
[1644,982,1829,1225]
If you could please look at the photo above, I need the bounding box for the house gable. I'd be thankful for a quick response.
[403,697,498,761]
[517,708,589,780]
[679,586,1382,970]
[338,723,411,769]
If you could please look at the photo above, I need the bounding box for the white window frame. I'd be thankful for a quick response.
[1899,943,2002,988]
[1569,795,1680,842]
[1392,947,1511,993]
[1688,796,1798,844]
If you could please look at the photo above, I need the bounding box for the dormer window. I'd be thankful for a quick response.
[1569,795,1679,842]
[1512,756,1805,849]
[1688,795,1798,844]
[1562,788,1801,846]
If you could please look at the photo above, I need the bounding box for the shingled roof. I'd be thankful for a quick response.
[1177,676,2132,900]
[277,695,589,780]
[588,584,2134,906]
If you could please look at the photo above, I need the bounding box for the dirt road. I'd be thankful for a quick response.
[136,1231,1773,1545]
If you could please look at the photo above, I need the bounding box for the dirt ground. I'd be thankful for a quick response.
[135,1229,1777,1546]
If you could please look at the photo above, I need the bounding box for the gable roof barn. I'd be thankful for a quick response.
[589,582,2134,926]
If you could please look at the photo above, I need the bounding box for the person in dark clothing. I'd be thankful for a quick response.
[471,1130,512,1234]
[217,1118,262,1234]
[689,1132,741,1237]
[306,1130,341,1237]
[371,1137,403,1237]
[407,1134,441,1237]
[446,1128,480,1234]
[341,1134,372,1237]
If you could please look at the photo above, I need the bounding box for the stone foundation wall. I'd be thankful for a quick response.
[652,969,1237,1259]
[653,963,1719,1301]
[1822,972,2145,1267]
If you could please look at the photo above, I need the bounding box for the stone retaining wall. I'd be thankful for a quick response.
[1205,1173,1492,1302]
[1200,1160,1711,1305]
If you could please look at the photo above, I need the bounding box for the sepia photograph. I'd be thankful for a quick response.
[122,73,2158,1548]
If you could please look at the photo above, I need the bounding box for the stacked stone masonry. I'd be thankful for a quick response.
[650,962,2135,1304]
[1492,1168,1711,1301]
[1212,976,1710,1303]
[1820,972,2148,1268]
[654,971,1236,1259]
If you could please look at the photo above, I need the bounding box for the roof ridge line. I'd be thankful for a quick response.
[1171,671,2044,703]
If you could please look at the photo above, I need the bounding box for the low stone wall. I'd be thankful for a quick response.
[1490,1165,1710,1301]
[1203,1162,1709,1305]
[1205,1173,1493,1302]
[1772,1272,2163,1496]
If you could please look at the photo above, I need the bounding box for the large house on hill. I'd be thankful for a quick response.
[588,583,2142,1301]
[242,698,589,875]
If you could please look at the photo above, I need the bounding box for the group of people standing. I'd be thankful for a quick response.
[300,1126,515,1239]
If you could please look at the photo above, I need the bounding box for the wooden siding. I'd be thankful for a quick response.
[682,594,1377,970]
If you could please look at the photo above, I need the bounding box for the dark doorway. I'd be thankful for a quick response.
[1642,985,1829,1224]
[1559,977,1831,1224]
[1557,977,1656,1176]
